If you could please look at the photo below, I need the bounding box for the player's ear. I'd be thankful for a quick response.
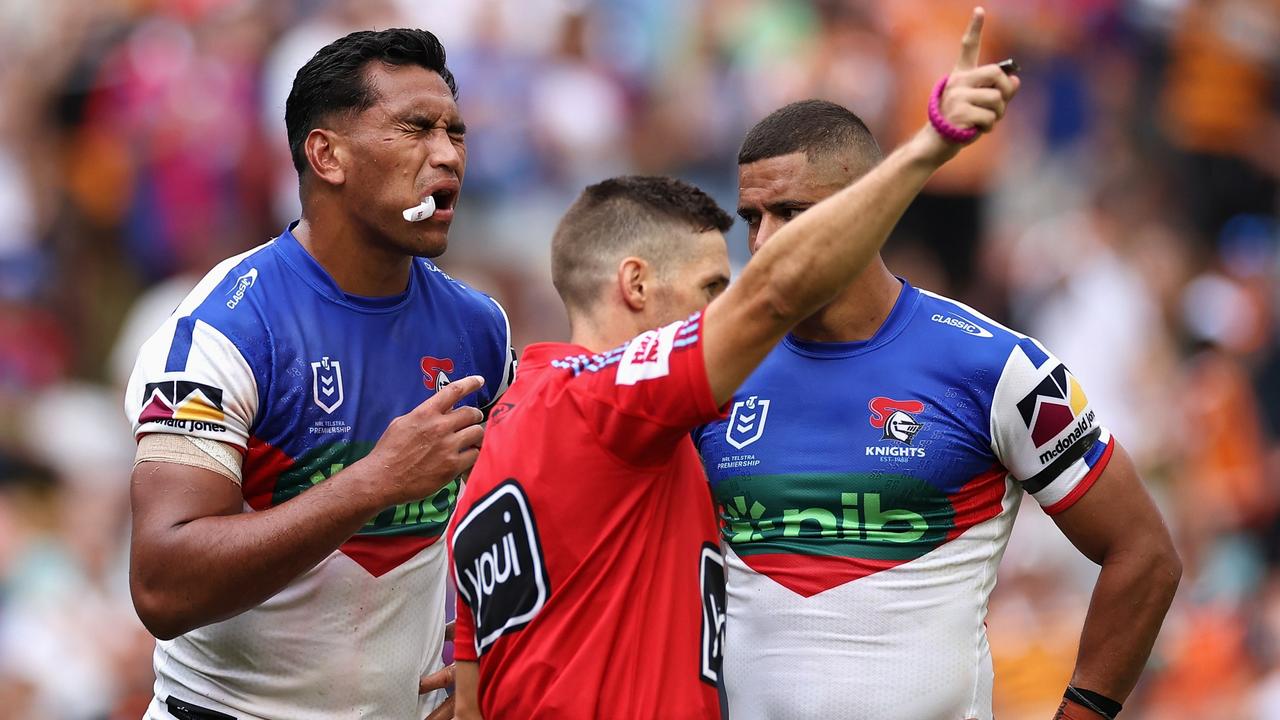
[304,128,346,186]
[617,257,649,313]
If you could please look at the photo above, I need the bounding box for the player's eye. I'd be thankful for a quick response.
[781,207,807,221]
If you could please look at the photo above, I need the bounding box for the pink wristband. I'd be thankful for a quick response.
[928,75,978,144]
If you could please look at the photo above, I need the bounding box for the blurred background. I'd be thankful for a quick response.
[0,0,1276,717]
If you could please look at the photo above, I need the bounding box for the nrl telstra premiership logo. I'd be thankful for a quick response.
[311,356,345,414]
[726,395,770,450]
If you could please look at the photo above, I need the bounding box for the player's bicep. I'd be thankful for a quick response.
[700,282,792,407]
[131,458,243,533]
[1049,442,1169,565]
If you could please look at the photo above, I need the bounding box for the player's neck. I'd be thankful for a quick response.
[790,260,901,344]
[292,215,413,297]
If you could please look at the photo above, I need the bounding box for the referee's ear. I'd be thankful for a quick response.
[617,256,651,313]
[304,128,347,187]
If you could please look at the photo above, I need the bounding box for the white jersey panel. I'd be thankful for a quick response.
[722,481,1021,720]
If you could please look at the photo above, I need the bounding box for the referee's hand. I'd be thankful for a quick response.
[363,375,487,507]
[915,7,1021,164]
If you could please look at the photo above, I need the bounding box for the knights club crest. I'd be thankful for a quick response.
[726,395,770,450]
[311,357,345,414]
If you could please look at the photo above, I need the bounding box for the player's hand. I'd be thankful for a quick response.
[363,375,486,507]
[915,7,1021,164]
[420,663,456,720]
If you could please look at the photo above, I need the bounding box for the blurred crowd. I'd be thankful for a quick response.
[0,0,1277,717]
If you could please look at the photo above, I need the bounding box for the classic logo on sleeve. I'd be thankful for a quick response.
[224,268,258,310]
[453,480,551,655]
[1016,364,1096,462]
[138,380,226,432]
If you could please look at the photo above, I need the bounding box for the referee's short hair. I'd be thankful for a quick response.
[552,176,732,315]
[738,99,882,170]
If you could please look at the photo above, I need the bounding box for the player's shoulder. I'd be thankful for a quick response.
[911,288,1043,379]
[171,240,284,334]
[416,258,506,320]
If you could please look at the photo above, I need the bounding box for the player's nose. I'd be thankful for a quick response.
[425,130,463,174]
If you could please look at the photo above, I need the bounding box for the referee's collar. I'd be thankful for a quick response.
[520,342,595,371]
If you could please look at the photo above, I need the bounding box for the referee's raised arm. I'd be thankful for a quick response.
[700,7,1020,405]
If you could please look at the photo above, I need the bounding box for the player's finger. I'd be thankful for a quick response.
[421,375,485,413]
[442,405,485,432]
[419,664,456,694]
[955,7,985,71]
[454,424,485,452]
[455,446,480,471]
[951,65,1011,94]
[953,87,1006,118]
[444,620,455,642]
[423,695,455,720]
[958,106,998,132]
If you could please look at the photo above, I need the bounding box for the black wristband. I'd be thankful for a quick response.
[1064,686,1123,719]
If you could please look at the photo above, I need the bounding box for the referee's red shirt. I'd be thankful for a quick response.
[449,312,726,719]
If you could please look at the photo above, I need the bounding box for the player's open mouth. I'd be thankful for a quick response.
[425,186,458,221]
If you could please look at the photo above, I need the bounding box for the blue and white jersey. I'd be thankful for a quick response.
[693,280,1113,720]
[125,224,513,720]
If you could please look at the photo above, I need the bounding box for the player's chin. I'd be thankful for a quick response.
[401,227,450,259]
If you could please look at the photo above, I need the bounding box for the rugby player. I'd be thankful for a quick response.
[124,29,513,720]
[691,98,1181,720]
[447,10,1018,719]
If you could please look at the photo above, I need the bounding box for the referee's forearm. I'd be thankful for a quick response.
[1069,545,1181,700]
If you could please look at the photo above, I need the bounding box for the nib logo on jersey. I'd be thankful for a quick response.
[715,467,1004,597]
[1017,364,1096,464]
[866,397,927,460]
[138,380,226,433]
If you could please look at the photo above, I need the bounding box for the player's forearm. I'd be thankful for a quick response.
[132,462,386,639]
[1069,543,1181,701]
[745,128,943,327]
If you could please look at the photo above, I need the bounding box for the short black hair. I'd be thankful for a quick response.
[552,176,732,313]
[285,28,457,176]
[738,99,882,168]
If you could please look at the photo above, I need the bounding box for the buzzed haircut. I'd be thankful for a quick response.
[738,99,882,169]
[286,28,457,176]
[552,176,733,313]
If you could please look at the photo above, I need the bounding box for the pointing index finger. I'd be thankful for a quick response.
[956,7,986,71]
[423,374,486,412]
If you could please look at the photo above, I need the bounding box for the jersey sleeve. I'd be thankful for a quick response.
[124,314,259,451]
[990,337,1115,515]
[561,312,727,467]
